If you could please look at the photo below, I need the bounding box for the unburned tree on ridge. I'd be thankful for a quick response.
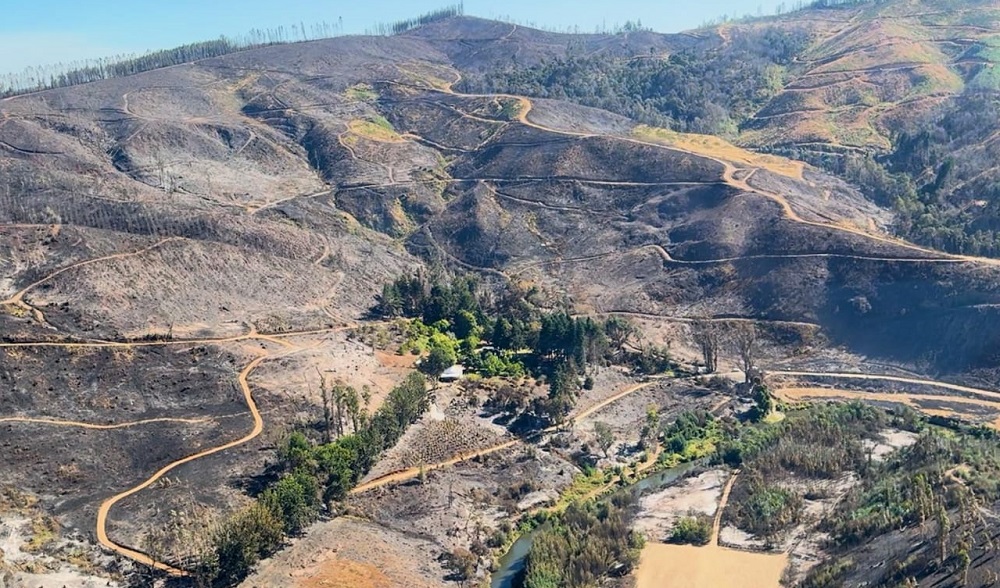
[317,371,363,438]
[640,406,660,450]
[343,386,362,433]
[332,382,360,437]
[594,421,615,458]
[604,316,638,358]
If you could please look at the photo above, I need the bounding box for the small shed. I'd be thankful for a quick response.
[439,365,465,382]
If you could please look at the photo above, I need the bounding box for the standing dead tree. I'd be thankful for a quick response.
[729,323,761,383]
[691,320,722,373]
[317,369,333,443]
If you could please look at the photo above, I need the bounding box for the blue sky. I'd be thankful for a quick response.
[0,0,787,75]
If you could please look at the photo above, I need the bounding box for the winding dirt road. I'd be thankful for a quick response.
[774,387,1000,430]
[0,416,212,429]
[4,238,182,307]
[350,439,521,495]
[91,325,357,574]
[7,63,1000,577]
[0,326,331,350]
[349,365,1000,499]
[2,237,182,325]
[0,324,353,574]
[771,370,1000,402]
[573,381,657,423]
[771,370,1000,432]
[93,353,269,574]
[422,75,1000,270]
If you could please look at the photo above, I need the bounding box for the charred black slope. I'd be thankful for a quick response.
[3,17,1000,370]
[4,15,1000,563]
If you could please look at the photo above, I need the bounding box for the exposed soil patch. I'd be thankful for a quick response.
[864,428,919,461]
[241,517,443,588]
[633,469,727,542]
[296,558,392,588]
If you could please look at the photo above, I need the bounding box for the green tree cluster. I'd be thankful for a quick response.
[524,497,644,588]
[716,402,901,543]
[194,373,429,586]
[376,272,484,326]
[787,93,1000,258]
[461,27,808,136]
[669,515,713,545]
[725,469,803,543]
[377,275,670,423]
[662,410,717,456]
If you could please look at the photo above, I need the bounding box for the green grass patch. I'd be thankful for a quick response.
[345,83,378,102]
[369,115,394,131]
[555,467,612,508]
[763,411,786,424]
[965,37,1000,90]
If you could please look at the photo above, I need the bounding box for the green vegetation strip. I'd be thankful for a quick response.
[181,373,429,586]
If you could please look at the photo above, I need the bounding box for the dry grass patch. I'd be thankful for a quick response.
[812,40,946,75]
[0,487,38,515]
[22,515,58,553]
[2,302,29,318]
[396,62,456,91]
[228,72,261,93]
[348,118,405,143]
[634,125,805,180]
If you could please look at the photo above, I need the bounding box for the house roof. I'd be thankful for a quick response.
[440,365,465,378]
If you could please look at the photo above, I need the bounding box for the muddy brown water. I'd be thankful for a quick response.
[635,543,788,588]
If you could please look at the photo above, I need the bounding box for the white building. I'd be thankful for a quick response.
[439,365,465,382]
